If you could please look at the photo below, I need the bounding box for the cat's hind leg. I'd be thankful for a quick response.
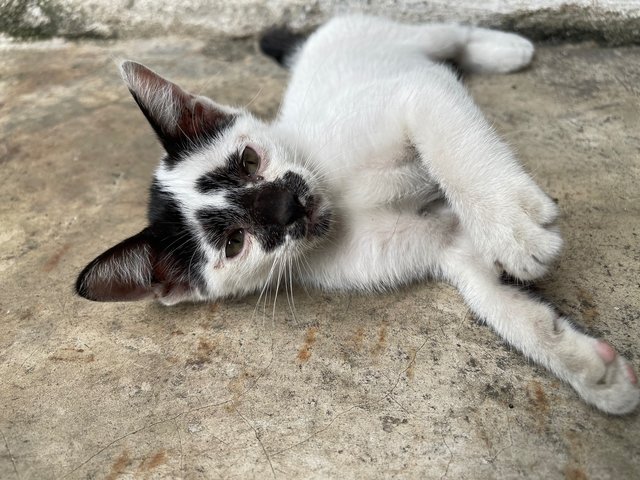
[440,235,639,415]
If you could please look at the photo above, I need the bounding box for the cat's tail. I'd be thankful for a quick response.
[259,27,308,68]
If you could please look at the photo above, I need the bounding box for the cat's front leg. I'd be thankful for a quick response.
[404,68,562,280]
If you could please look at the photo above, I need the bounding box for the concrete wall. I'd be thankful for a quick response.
[2,0,640,44]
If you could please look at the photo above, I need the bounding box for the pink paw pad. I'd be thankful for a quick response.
[594,341,617,364]
[625,364,638,385]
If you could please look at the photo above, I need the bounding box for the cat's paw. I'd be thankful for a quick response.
[567,339,639,415]
[481,185,562,280]
[461,29,535,73]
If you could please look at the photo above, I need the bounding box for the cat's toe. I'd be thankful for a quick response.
[594,340,617,364]
[483,183,563,281]
[626,364,638,385]
[572,345,640,415]
[497,223,563,281]
[521,189,559,227]
[625,364,638,385]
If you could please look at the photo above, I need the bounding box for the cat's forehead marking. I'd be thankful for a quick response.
[154,140,237,211]
[195,150,244,194]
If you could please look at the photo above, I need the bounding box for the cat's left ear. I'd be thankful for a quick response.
[119,60,235,157]
[75,227,193,305]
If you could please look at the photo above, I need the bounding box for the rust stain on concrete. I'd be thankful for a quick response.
[186,337,217,367]
[297,326,318,362]
[528,380,549,414]
[371,325,387,355]
[43,243,71,272]
[564,466,589,480]
[106,450,131,480]
[48,347,95,363]
[527,380,551,431]
[350,327,365,352]
[226,370,254,412]
[137,449,168,472]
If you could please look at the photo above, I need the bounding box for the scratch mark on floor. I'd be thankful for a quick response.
[60,339,276,478]
[271,405,360,457]
[10,347,38,383]
[388,338,428,395]
[1,429,20,480]
[174,419,184,475]
[440,434,453,479]
[235,408,276,479]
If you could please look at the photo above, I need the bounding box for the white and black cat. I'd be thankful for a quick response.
[76,15,639,414]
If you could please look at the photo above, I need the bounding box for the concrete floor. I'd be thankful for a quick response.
[1,35,639,479]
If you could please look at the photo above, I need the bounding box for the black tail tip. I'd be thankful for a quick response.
[259,26,307,67]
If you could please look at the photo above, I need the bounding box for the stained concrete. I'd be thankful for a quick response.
[1,35,639,479]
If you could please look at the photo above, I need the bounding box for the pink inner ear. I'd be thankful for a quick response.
[119,60,232,154]
[177,97,228,140]
[76,228,194,303]
[75,228,156,302]
[96,281,156,302]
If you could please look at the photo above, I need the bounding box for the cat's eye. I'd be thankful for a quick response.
[225,229,245,258]
[241,146,260,176]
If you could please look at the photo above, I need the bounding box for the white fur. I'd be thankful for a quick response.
[150,16,638,413]
[275,15,636,414]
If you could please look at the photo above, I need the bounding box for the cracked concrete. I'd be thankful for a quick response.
[1,34,639,479]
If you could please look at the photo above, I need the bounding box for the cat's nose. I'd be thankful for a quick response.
[253,185,305,226]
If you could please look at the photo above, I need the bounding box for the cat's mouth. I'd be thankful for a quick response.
[304,194,332,239]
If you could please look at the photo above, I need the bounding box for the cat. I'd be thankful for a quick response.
[75,15,639,414]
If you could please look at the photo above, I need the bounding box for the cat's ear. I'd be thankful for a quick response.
[75,227,192,305]
[119,60,235,156]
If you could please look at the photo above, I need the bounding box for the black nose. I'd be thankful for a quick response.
[253,185,305,226]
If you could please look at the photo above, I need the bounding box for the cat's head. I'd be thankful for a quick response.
[75,61,331,305]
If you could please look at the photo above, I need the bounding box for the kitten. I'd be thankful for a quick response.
[75,15,639,414]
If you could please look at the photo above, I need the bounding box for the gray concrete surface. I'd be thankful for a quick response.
[2,0,640,45]
[1,35,639,479]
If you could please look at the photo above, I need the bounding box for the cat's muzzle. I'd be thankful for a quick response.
[304,194,332,239]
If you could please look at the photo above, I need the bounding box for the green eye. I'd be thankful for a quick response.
[241,146,260,176]
[225,229,245,258]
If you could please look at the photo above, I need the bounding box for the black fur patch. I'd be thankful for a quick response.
[164,113,236,168]
[75,228,156,301]
[196,170,315,253]
[196,150,245,193]
[197,207,247,250]
[259,27,308,67]
[282,171,309,198]
[148,179,205,288]
[129,87,236,167]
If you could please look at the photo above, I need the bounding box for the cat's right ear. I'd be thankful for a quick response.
[119,60,235,157]
[75,227,192,305]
